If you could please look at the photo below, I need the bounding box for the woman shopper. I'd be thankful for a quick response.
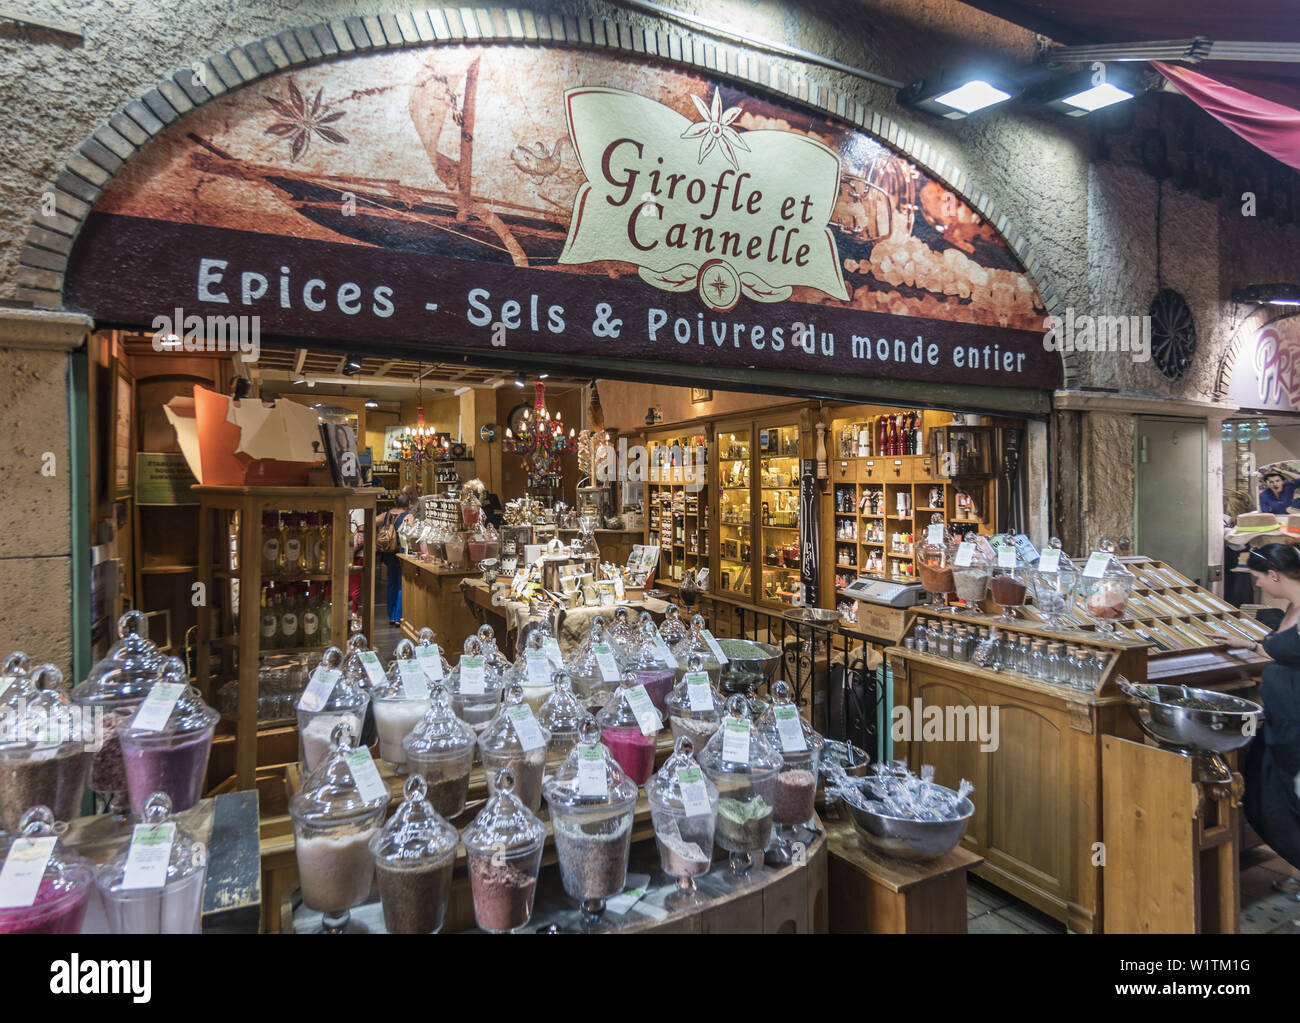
[1210,544,1300,878]
[377,493,411,627]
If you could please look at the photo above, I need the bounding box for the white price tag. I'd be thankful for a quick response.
[774,705,808,753]
[395,659,425,701]
[677,766,712,819]
[507,705,547,751]
[721,717,751,764]
[700,629,729,665]
[358,651,387,688]
[576,744,609,798]
[542,636,564,669]
[1083,552,1112,579]
[299,667,341,713]
[120,823,177,890]
[1039,549,1061,573]
[344,747,389,803]
[926,523,944,545]
[459,655,486,695]
[625,684,662,736]
[593,642,621,683]
[0,836,57,908]
[954,541,975,567]
[613,576,626,599]
[996,548,1017,569]
[131,682,186,733]
[684,671,713,713]
[417,646,444,682]
[650,632,675,666]
[526,651,552,687]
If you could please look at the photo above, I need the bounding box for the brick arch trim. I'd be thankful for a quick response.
[1213,308,1300,404]
[18,6,1067,370]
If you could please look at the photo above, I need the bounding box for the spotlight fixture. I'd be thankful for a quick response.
[539,372,550,379]
[897,68,1014,118]
[364,399,379,409]
[1233,283,1300,306]
[342,353,363,376]
[293,376,307,385]
[514,375,526,388]
[233,377,253,400]
[1026,63,1140,116]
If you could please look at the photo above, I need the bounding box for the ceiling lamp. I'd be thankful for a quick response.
[1233,283,1300,306]
[1027,63,1141,116]
[504,381,577,478]
[342,353,363,376]
[897,69,1014,118]
[364,399,379,409]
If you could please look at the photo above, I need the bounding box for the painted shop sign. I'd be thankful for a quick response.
[64,45,1058,389]
[1227,316,1300,413]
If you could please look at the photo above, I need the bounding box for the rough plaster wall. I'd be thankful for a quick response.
[1082,412,1135,551]
[0,347,72,673]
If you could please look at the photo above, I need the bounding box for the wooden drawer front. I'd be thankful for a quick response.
[834,459,856,482]
[861,459,882,482]
[885,457,911,482]
[916,456,937,480]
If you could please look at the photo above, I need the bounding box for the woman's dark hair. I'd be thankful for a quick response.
[1253,543,1300,578]
[1265,471,1285,483]
[394,493,411,510]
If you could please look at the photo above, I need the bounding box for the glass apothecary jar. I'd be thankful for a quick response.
[609,606,636,658]
[371,639,432,770]
[646,735,718,895]
[341,633,381,748]
[0,806,94,934]
[989,535,1029,621]
[462,767,547,933]
[698,694,783,874]
[564,617,625,713]
[118,657,219,818]
[625,619,677,714]
[403,684,476,819]
[538,670,587,769]
[951,538,993,610]
[94,792,208,934]
[0,664,90,832]
[542,718,639,927]
[1078,539,1133,632]
[297,646,370,776]
[72,610,165,811]
[0,651,32,708]
[665,653,724,753]
[596,669,662,786]
[1030,537,1080,630]
[414,627,452,682]
[370,774,459,934]
[478,683,551,813]
[289,721,389,933]
[475,624,513,676]
[916,517,958,609]
[447,636,506,738]
[757,680,825,862]
[659,604,690,644]
[671,614,724,686]
[512,630,557,715]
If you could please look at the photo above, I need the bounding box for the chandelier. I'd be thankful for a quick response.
[505,381,577,475]
[394,366,439,468]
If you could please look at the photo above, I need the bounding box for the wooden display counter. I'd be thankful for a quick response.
[398,554,479,645]
[557,527,643,568]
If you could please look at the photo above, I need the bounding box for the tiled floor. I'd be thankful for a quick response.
[967,850,1300,933]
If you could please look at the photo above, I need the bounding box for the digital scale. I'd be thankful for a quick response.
[838,577,925,608]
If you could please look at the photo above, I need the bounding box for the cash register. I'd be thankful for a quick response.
[838,576,924,608]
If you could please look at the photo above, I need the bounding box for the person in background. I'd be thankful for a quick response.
[1210,544,1300,880]
[378,493,411,627]
[1260,471,1300,514]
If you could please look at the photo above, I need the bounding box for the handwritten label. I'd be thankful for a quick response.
[459,655,486,696]
[677,766,712,818]
[299,667,342,713]
[131,682,186,732]
[344,747,389,803]
[1038,549,1061,573]
[700,630,729,664]
[1083,552,1112,579]
[926,523,945,545]
[395,660,425,701]
[773,705,808,753]
[626,684,662,736]
[0,836,57,908]
[593,642,621,683]
[120,823,177,890]
[996,549,1017,569]
[684,671,713,713]
[542,636,564,669]
[526,651,552,687]
[954,542,975,568]
[577,744,609,798]
[358,650,387,687]
[507,705,547,751]
[416,646,444,682]
[721,718,751,764]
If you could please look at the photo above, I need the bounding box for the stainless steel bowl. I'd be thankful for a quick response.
[785,608,842,626]
[845,791,974,861]
[1119,679,1263,755]
[717,638,782,693]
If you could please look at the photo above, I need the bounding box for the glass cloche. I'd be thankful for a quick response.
[371,639,432,771]
[665,653,724,753]
[477,683,551,814]
[0,664,90,833]
[447,635,507,738]
[462,767,547,933]
[0,805,94,934]
[370,774,459,934]
[757,680,825,863]
[915,516,959,609]
[1078,539,1134,633]
[698,694,783,874]
[659,604,690,644]
[609,606,636,658]
[340,633,380,748]
[951,536,993,610]
[414,627,452,682]
[671,614,724,686]
[595,669,662,786]
[646,735,718,896]
[564,617,625,713]
[512,630,557,715]
[542,718,639,927]
[1030,537,1081,630]
[538,670,587,769]
[297,646,370,776]
[989,535,1029,621]
[475,624,513,676]
[402,684,476,819]
[625,618,677,714]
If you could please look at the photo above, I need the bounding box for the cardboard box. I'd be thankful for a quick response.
[164,386,325,486]
[844,601,910,644]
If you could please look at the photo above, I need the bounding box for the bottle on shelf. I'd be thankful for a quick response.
[281,585,301,648]
[260,583,279,651]
[262,512,281,576]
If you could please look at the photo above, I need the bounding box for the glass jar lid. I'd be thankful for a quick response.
[0,651,32,706]
[290,721,389,825]
[665,654,724,721]
[756,680,825,756]
[475,625,512,674]
[698,694,783,775]
[404,685,475,755]
[449,636,506,696]
[342,634,378,693]
[917,514,957,561]
[0,805,94,911]
[610,606,635,656]
[646,734,718,811]
[1034,537,1078,578]
[94,792,208,892]
[0,664,78,750]
[72,611,164,706]
[461,767,546,855]
[627,619,673,671]
[596,670,662,732]
[538,671,587,737]
[990,534,1027,573]
[659,604,690,644]
[369,775,458,866]
[120,657,219,738]
[564,617,624,680]
[415,628,452,677]
[511,629,550,684]
[478,684,551,758]
[542,718,638,809]
[376,639,426,702]
[301,646,369,713]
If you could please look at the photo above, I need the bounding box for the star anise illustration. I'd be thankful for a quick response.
[265,80,348,162]
[709,273,730,300]
[681,87,749,169]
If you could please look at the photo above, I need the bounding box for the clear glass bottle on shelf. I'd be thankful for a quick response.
[698,694,782,876]
[370,774,459,934]
[402,684,475,819]
[1045,643,1064,684]
[1017,636,1033,674]
[646,734,718,897]
[913,622,929,654]
[1030,641,1046,681]
[461,767,547,934]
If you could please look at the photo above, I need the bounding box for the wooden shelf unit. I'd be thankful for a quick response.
[645,428,710,587]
